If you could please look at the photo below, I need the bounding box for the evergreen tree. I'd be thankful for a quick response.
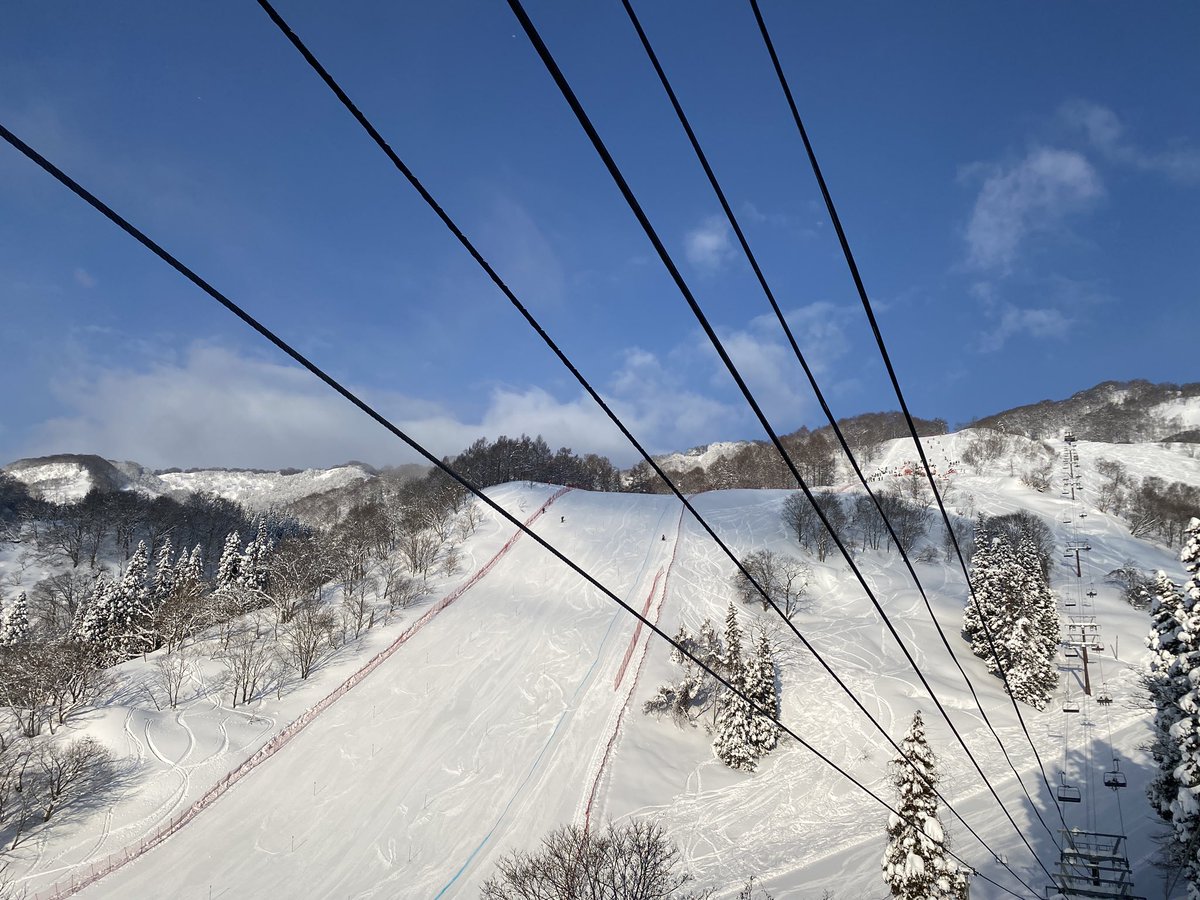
[0,592,31,647]
[110,541,154,656]
[217,531,242,592]
[75,573,116,655]
[153,539,175,606]
[713,603,757,771]
[881,711,969,900]
[1164,518,1200,896]
[241,520,272,594]
[644,619,724,728]
[964,525,1059,708]
[743,630,780,758]
[1004,533,1059,709]
[1147,571,1187,824]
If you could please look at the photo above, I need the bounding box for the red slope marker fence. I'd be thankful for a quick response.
[581,505,686,830]
[34,486,572,900]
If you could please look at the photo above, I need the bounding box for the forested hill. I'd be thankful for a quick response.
[971,379,1200,443]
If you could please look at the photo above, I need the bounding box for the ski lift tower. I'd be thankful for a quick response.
[1045,830,1144,898]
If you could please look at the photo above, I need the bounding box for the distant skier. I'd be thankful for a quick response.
[560,515,564,523]
[661,534,666,541]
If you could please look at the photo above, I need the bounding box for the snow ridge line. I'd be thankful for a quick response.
[613,569,663,691]
[581,504,686,831]
[34,485,573,900]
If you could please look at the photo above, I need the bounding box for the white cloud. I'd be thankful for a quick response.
[965,147,1103,271]
[73,268,97,288]
[978,303,1071,352]
[1060,100,1200,185]
[19,340,743,470]
[683,216,735,271]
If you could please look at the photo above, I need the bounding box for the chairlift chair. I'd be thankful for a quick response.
[1063,700,1080,713]
[1104,759,1127,789]
[1086,590,1097,597]
[1057,773,1082,802]
[1063,644,1080,657]
[1091,642,1105,652]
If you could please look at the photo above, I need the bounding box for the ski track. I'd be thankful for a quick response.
[432,498,680,897]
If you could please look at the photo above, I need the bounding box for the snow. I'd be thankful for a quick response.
[5,432,1198,898]
[655,441,752,472]
[5,461,102,504]
[154,466,373,511]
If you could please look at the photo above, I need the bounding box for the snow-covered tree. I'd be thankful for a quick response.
[74,573,115,654]
[241,520,272,594]
[1162,518,1200,895]
[0,592,31,647]
[882,711,969,900]
[743,630,780,759]
[217,531,242,592]
[1147,571,1187,826]
[111,541,154,656]
[713,603,758,772]
[152,539,175,606]
[643,619,723,728]
[963,524,1058,709]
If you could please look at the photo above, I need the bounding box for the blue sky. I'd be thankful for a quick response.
[2,1,1197,469]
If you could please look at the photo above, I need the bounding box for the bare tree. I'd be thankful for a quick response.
[280,607,336,680]
[37,736,112,822]
[732,550,811,617]
[220,629,272,707]
[481,820,713,900]
[398,527,441,580]
[155,646,192,709]
[374,557,423,611]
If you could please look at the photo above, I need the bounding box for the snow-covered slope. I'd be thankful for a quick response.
[5,440,1185,899]
[156,464,373,511]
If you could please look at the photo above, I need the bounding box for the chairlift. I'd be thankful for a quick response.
[1086,590,1097,597]
[1091,642,1105,652]
[1104,759,1127,789]
[1057,773,1082,802]
[1063,644,1080,658]
[1079,511,1088,518]
[1064,599,1077,608]
[1096,690,1113,706]
[1063,700,1080,713]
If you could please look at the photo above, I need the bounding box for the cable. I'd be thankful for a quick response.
[619,0,1060,850]
[746,0,1069,838]
[253,0,1043,885]
[505,0,1053,882]
[0,120,1036,900]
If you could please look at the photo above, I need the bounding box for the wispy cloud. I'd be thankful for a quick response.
[683,215,735,271]
[73,268,96,288]
[977,303,1071,353]
[1060,99,1200,185]
[964,147,1103,271]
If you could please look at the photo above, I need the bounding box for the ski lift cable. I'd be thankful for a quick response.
[617,0,1060,851]
[250,0,1046,880]
[0,119,1041,900]
[747,0,1071,841]
[502,0,1053,877]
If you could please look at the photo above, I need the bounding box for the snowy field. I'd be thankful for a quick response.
[5,436,1197,899]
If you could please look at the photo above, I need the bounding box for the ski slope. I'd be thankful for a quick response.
[9,439,1197,898]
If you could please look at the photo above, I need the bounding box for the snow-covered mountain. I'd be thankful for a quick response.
[972,379,1200,442]
[653,440,753,472]
[2,454,380,512]
[1,454,173,504]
